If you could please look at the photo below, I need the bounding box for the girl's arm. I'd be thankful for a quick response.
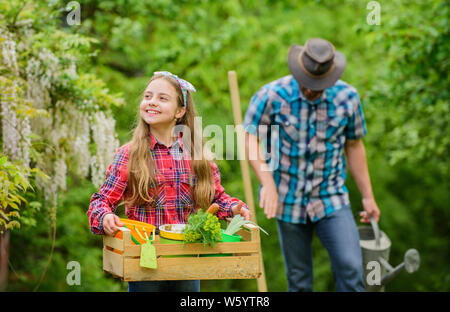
[87,145,129,235]
[210,161,249,219]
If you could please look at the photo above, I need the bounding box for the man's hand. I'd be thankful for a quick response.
[259,183,278,219]
[359,197,380,223]
[245,132,279,219]
[102,213,124,236]
[232,202,251,220]
[345,139,380,224]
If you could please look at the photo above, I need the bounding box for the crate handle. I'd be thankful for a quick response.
[116,226,132,245]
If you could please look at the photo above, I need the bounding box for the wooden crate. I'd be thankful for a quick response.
[103,224,262,281]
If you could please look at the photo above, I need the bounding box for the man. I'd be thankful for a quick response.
[243,38,380,292]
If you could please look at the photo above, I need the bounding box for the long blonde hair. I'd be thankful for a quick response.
[124,74,215,209]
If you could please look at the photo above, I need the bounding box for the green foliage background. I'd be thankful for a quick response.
[4,0,449,291]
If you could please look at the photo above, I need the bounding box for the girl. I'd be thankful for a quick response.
[87,71,250,292]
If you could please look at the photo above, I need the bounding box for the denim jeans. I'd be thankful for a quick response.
[128,280,200,292]
[276,206,365,292]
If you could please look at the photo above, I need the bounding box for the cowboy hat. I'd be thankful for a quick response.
[288,38,346,91]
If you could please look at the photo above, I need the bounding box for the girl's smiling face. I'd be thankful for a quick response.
[140,78,185,127]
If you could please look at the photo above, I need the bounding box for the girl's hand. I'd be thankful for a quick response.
[206,203,220,215]
[232,202,251,220]
[102,213,124,236]
[259,183,278,219]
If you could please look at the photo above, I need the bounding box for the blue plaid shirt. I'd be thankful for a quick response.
[243,75,367,224]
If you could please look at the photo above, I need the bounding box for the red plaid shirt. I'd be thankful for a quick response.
[87,132,246,235]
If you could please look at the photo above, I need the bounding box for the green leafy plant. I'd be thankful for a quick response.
[223,214,268,236]
[0,154,47,234]
[183,209,222,248]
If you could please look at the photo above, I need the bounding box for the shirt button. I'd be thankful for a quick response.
[167,151,170,155]
[170,184,173,187]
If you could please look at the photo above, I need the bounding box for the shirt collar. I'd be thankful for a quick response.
[149,131,184,151]
[289,75,332,105]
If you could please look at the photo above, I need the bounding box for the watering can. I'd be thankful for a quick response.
[358,216,420,292]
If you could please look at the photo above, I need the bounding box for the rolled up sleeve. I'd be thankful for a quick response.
[345,92,368,140]
[87,146,129,235]
[210,161,248,219]
[243,86,273,138]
